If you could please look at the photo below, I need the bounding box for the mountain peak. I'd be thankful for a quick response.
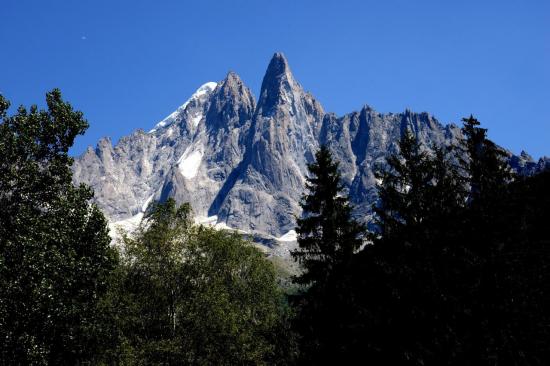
[262,52,292,85]
[213,70,254,107]
[224,70,241,83]
[266,52,290,76]
[220,71,245,92]
[149,82,217,133]
[205,71,255,130]
[257,52,300,115]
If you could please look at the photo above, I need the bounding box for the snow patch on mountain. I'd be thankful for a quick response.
[194,215,248,234]
[149,82,217,133]
[195,215,218,226]
[142,194,154,212]
[193,82,217,98]
[108,212,144,240]
[177,146,203,179]
[191,113,203,127]
[276,230,297,242]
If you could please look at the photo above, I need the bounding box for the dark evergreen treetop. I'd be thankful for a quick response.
[292,146,365,287]
[461,115,511,205]
[373,130,466,247]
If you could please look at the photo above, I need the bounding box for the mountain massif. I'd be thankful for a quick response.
[72,53,549,248]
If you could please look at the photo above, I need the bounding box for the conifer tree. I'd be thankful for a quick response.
[292,145,365,287]
[459,115,512,263]
[373,131,466,247]
[461,115,511,205]
[354,130,469,363]
[291,146,365,364]
[373,131,431,243]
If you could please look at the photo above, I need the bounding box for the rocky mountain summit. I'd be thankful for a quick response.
[73,53,550,247]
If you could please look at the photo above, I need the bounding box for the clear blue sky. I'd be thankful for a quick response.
[1,0,549,158]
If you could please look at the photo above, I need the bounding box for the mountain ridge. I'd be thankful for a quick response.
[73,53,550,246]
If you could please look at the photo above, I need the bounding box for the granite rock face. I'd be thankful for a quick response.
[213,53,325,236]
[73,52,548,241]
[320,108,462,222]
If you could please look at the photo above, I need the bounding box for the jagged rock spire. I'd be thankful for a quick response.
[206,71,255,130]
[257,52,299,116]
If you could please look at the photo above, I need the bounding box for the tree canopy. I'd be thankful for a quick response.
[0,90,117,365]
[100,199,291,365]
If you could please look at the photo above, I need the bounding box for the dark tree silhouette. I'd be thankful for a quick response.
[292,145,365,286]
[291,145,365,364]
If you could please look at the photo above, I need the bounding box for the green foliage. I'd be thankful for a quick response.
[100,199,291,365]
[0,91,118,365]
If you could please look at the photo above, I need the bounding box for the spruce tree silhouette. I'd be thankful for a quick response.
[291,145,365,364]
[292,146,364,286]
